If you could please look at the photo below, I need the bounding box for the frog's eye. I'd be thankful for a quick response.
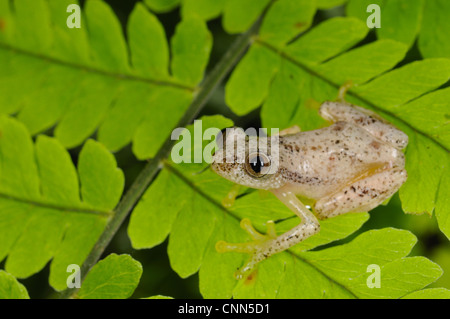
[245,152,271,178]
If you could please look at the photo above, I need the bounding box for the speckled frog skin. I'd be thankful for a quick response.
[211,101,409,279]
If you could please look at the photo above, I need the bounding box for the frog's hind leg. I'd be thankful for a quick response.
[314,167,407,219]
[319,101,409,150]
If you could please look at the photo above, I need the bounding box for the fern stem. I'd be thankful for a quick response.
[59,18,263,299]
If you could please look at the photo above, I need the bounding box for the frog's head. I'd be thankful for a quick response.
[211,128,284,190]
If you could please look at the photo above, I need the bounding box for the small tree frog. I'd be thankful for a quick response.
[211,101,409,279]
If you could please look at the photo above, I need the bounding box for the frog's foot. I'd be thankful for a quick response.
[216,218,277,279]
[337,80,354,102]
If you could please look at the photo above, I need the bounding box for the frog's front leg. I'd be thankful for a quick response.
[217,189,320,279]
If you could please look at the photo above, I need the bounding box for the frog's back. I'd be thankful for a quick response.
[277,121,404,199]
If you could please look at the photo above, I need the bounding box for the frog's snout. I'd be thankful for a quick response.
[211,153,242,179]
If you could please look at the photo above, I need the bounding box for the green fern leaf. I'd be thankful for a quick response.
[144,295,174,299]
[0,0,212,159]
[402,288,450,299]
[0,115,124,291]
[146,0,350,33]
[0,270,29,299]
[77,254,142,299]
[143,0,181,13]
[145,0,271,34]
[347,0,450,58]
[418,0,450,58]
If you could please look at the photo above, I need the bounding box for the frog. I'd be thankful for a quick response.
[211,100,409,280]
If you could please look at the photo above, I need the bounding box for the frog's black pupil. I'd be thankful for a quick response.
[250,156,264,174]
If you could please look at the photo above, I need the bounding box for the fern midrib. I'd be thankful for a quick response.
[0,43,195,92]
[164,161,359,299]
[0,191,111,217]
[255,38,450,154]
